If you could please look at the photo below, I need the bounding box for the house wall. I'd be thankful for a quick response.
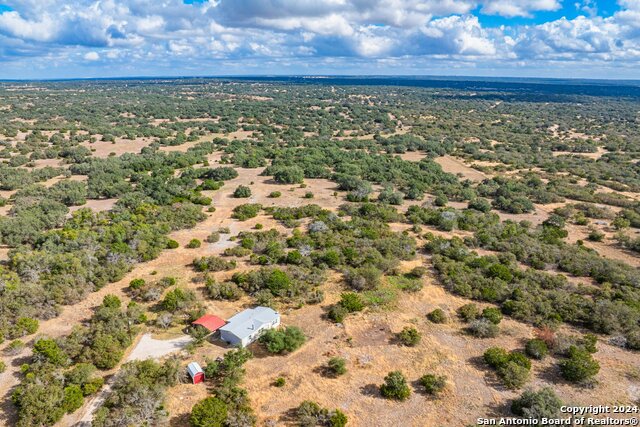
[220,314,281,348]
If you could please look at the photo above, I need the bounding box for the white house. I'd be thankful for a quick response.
[219,306,281,347]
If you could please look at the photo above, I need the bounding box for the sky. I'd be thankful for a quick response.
[0,0,639,80]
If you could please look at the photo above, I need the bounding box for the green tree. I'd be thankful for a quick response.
[190,397,228,427]
[379,371,411,401]
[559,346,600,383]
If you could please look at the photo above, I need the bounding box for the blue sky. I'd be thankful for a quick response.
[0,0,638,80]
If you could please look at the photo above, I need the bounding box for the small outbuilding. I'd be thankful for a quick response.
[191,314,226,333]
[187,362,205,384]
[219,306,280,348]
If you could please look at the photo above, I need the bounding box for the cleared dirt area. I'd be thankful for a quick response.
[434,155,487,182]
[82,137,152,158]
[126,333,193,362]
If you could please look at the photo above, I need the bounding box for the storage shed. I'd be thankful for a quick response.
[187,362,205,384]
[191,314,226,333]
[219,306,280,348]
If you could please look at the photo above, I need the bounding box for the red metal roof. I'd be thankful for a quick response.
[192,314,226,332]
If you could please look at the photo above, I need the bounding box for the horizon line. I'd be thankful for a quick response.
[1,74,640,85]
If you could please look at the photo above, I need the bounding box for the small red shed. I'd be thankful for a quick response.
[187,362,205,384]
[191,314,226,333]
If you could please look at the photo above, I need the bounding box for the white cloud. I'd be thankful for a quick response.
[84,51,100,61]
[481,0,561,17]
[0,0,640,78]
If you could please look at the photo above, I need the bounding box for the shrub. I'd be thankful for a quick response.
[468,198,492,213]
[190,397,228,427]
[274,377,286,387]
[511,388,563,420]
[166,239,179,249]
[129,278,145,290]
[273,166,304,184]
[0,360,5,373]
[327,357,347,377]
[427,309,447,324]
[186,239,202,248]
[419,374,447,396]
[379,371,411,401]
[206,281,242,301]
[268,191,282,198]
[259,327,306,354]
[295,401,327,427]
[484,347,510,368]
[206,231,220,243]
[467,319,499,338]
[484,347,531,389]
[328,305,348,323]
[102,294,121,309]
[407,266,428,278]
[498,362,531,390]
[13,317,39,336]
[525,339,549,360]
[559,346,600,383]
[303,192,314,199]
[232,203,262,220]
[397,326,421,346]
[330,410,348,427]
[482,307,503,325]
[339,293,364,312]
[233,185,252,198]
[62,385,84,413]
[457,304,480,322]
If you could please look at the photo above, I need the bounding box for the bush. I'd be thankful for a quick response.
[379,371,411,401]
[268,191,281,198]
[511,388,563,420]
[397,326,421,346]
[339,293,364,312]
[0,360,5,373]
[468,198,492,213]
[272,166,304,184]
[166,239,179,249]
[232,203,262,220]
[484,347,531,389]
[206,231,220,243]
[419,374,447,396]
[482,307,503,325]
[525,339,549,360]
[259,327,306,354]
[274,377,286,387]
[498,362,531,390]
[206,281,242,301]
[129,278,145,290]
[13,317,39,336]
[190,397,228,427]
[62,385,84,413]
[186,239,201,249]
[559,346,600,383]
[484,347,511,368]
[457,304,480,322]
[233,185,252,198]
[408,266,428,278]
[330,410,348,427]
[427,308,447,324]
[467,319,499,338]
[327,357,347,377]
[328,305,348,323]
